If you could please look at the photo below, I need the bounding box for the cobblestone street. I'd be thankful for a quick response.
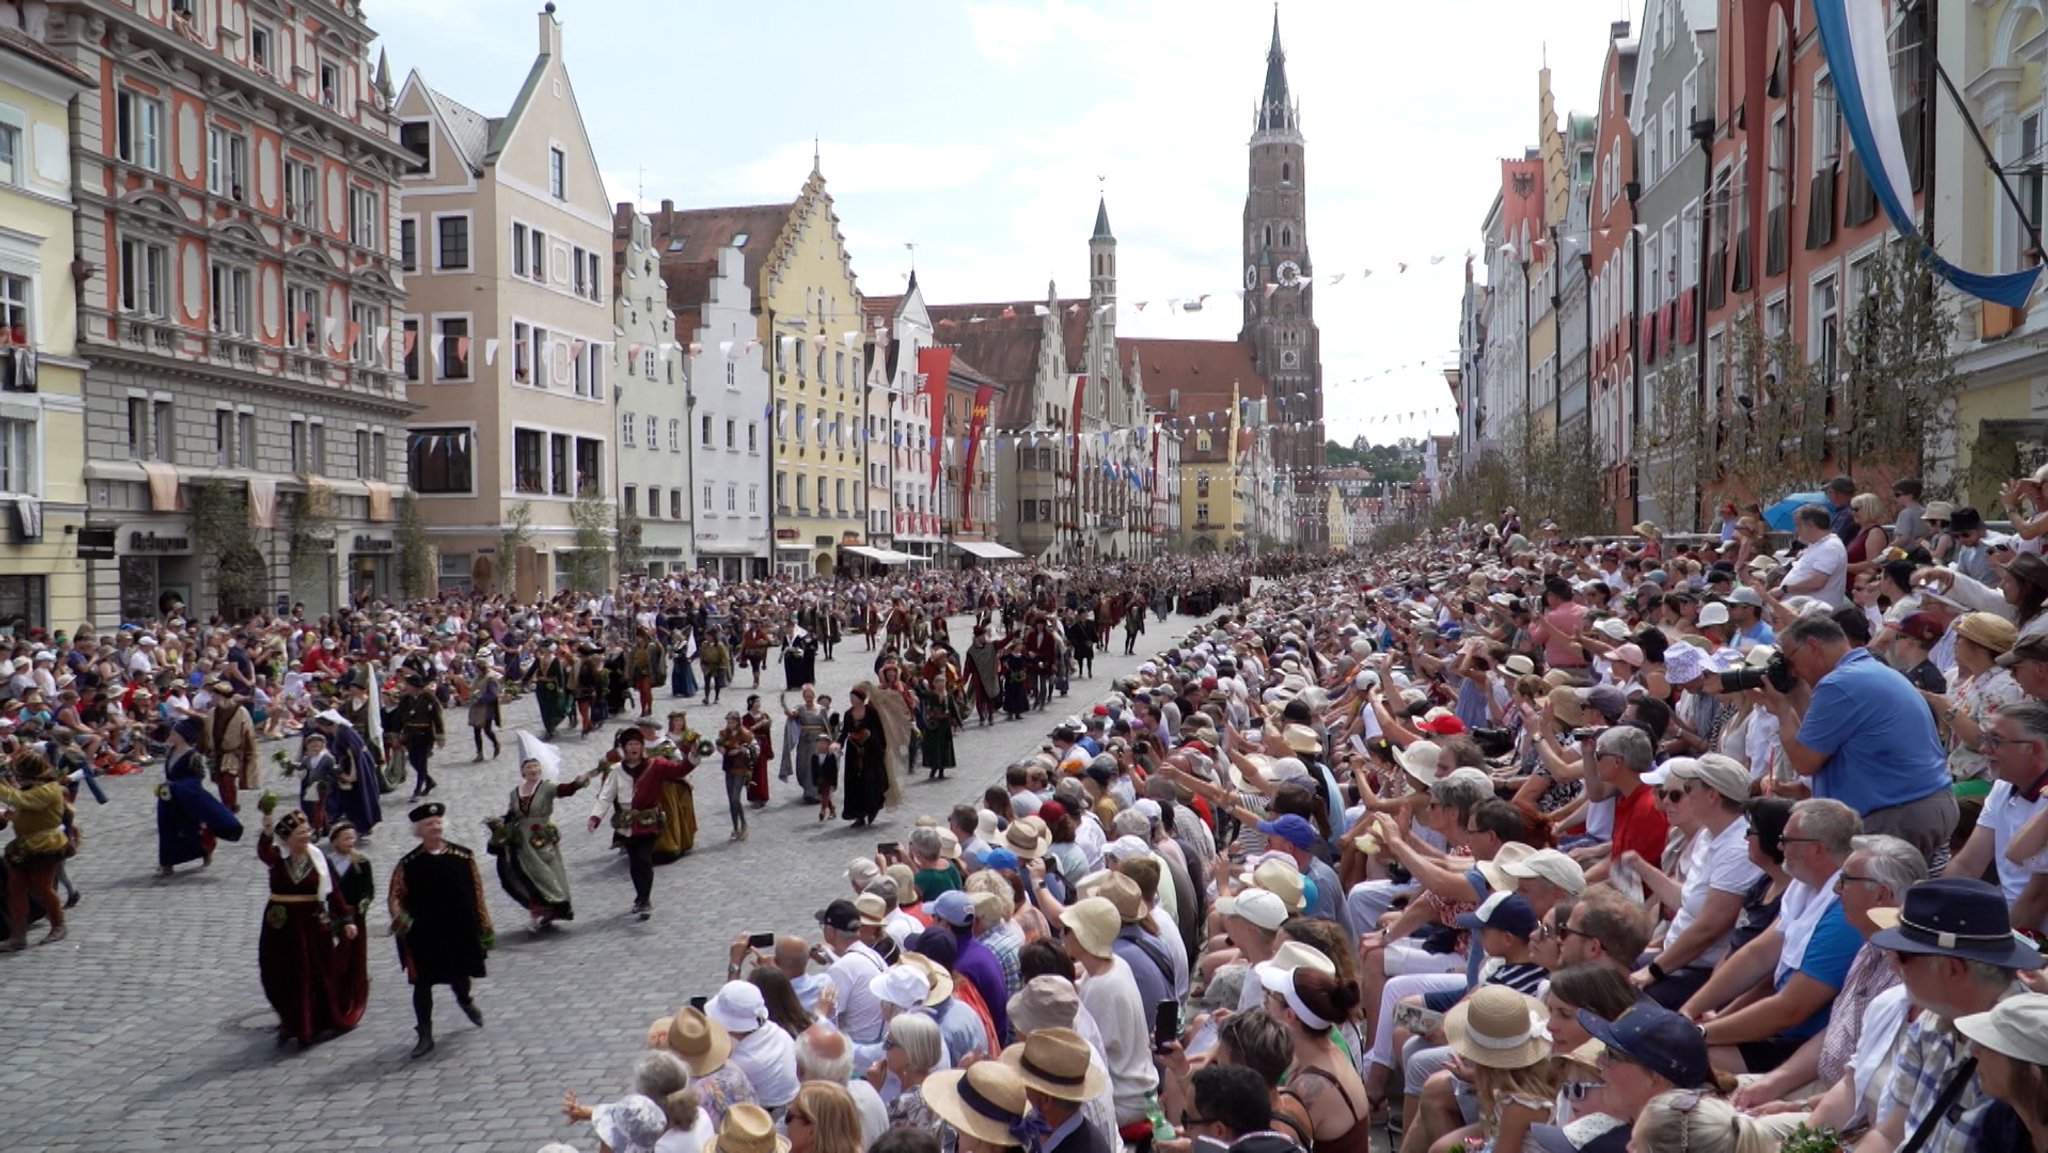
[8,610,1190,1153]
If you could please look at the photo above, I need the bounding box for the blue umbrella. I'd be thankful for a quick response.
[1762,491,1824,532]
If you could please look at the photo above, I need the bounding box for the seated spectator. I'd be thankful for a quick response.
[1680,799,1864,1073]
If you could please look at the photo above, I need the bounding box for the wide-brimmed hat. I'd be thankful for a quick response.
[1444,986,1552,1069]
[704,980,768,1035]
[1078,870,1146,923]
[1501,848,1586,895]
[1397,739,1445,786]
[999,1027,1110,1101]
[1281,723,1322,753]
[1240,856,1306,911]
[899,951,957,1006]
[1632,521,1662,540]
[704,1104,790,1153]
[1058,897,1121,959]
[923,1063,1035,1146]
[1502,654,1536,677]
[663,1006,734,1075]
[1868,877,2044,969]
[1924,500,1955,522]
[1002,817,1051,859]
[1474,841,1537,894]
[1955,611,2018,656]
[1954,993,2048,1066]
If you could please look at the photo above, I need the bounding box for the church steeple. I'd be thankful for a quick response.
[1255,7,1298,137]
[1092,196,1113,241]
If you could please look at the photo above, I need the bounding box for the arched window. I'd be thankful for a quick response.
[1281,228,1292,249]
[1282,162,1291,182]
[1263,226,1272,247]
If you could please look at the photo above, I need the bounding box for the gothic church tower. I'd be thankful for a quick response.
[1239,9,1325,540]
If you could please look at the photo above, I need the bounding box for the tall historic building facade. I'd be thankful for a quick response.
[1238,13,1324,547]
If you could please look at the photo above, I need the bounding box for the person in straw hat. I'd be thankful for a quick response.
[653,1005,757,1129]
[1439,985,1557,1153]
[704,1104,789,1153]
[923,1061,1044,1153]
[999,1028,1112,1153]
[1058,896,1159,1125]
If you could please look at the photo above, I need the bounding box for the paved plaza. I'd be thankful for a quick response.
[8,610,1192,1153]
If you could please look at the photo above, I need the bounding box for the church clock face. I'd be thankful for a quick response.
[1245,265,1260,291]
[1281,349,1300,368]
[1276,260,1302,287]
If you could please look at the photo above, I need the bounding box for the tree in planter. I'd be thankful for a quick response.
[565,480,611,592]
[1715,310,1814,510]
[287,490,336,608]
[395,494,434,601]
[1638,352,1708,531]
[1837,244,1965,483]
[497,501,533,594]
[617,506,646,577]
[189,482,272,620]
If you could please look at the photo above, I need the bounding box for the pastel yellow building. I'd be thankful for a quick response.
[761,165,866,577]
[0,35,92,627]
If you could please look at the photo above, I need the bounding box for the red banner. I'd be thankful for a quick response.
[961,383,995,530]
[917,347,952,488]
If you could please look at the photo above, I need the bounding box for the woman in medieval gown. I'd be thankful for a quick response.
[671,629,700,699]
[484,736,594,931]
[998,644,1033,721]
[917,675,957,781]
[156,718,242,877]
[838,683,903,828]
[964,631,1001,727]
[256,809,352,1047]
[310,711,382,836]
[646,714,701,862]
[325,821,373,1031]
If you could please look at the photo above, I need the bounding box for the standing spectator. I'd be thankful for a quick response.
[1825,475,1859,546]
[1894,478,1930,549]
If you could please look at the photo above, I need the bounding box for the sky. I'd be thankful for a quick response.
[371,0,1631,446]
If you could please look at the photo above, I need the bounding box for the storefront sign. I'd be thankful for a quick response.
[840,531,862,544]
[351,535,395,553]
[126,531,191,555]
[775,529,799,540]
[643,546,685,558]
[76,527,116,559]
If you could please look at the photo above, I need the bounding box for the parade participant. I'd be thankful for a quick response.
[388,800,491,1058]
[326,821,372,1032]
[155,716,243,878]
[294,729,336,835]
[0,751,69,951]
[531,640,572,741]
[811,732,840,823]
[720,711,759,841]
[839,684,900,829]
[740,617,771,691]
[648,712,704,861]
[784,686,832,805]
[574,643,605,736]
[965,628,1001,728]
[485,732,596,933]
[393,674,446,799]
[255,807,358,1047]
[627,628,664,719]
[744,695,775,810]
[919,673,959,781]
[1000,640,1033,721]
[467,667,502,761]
[207,680,259,813]
[588,728,698,918]
[310,710,382,834]
[783,627,818,693]
[700,631,733,706]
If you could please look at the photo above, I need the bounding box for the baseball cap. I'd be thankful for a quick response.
[1254,813,1318,851]
[815,899,862,933]
[928,890,975,928]
[1215,887,1288,931]
[1576,1003,1712,1089]
[1997,634,2048,668]
[1455,891,1539,939]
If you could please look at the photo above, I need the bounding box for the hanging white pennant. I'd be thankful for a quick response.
[484,338,500,366]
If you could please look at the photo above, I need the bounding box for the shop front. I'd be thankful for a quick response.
[108,524,200,622]
[348,532,396,603]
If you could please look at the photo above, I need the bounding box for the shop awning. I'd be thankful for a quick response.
[952,540,1025,560]
[844,545,918,565]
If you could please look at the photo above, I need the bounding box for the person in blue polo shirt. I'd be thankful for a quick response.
[1757,613,1956,868]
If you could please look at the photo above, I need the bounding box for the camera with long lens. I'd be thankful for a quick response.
[1717,651,1797,694]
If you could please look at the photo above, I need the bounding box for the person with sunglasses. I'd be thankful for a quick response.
[1622,756,1760,1010]
[1941,699,2048,938]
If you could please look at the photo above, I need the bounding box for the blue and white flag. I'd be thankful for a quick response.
[1814,0,2041,307]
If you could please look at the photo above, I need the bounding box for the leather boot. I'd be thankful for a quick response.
[410,1027,435,1058]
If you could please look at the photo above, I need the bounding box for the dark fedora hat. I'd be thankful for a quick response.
[1868,877,2043,969]
[2005,552,2048,593]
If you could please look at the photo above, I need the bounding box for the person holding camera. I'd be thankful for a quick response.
[1753,613,1958,868]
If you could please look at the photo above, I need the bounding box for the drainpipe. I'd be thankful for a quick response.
[765,306,777,579]
[1551,223,1564,432]
[1693,112,1716,531]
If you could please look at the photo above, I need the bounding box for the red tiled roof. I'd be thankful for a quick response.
[1120,337,1266,464]
[923,299,1086,429]
[863,294,903,326]
[618,201,794,314]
